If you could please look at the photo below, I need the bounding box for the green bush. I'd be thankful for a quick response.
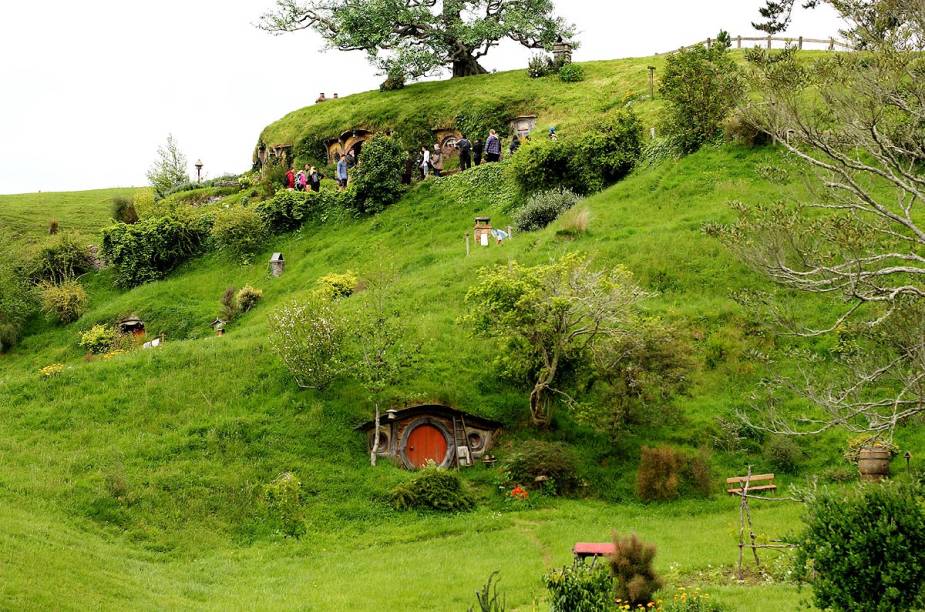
[501,440,580,495]
[0,261,36,353]
[79,324,118,354]
[559,63,585,82]
[636,446,712,502]
[659,38,744,153]
[211,206,268,258]
[255,190,310,233]
[39,280,88,324]
[763,436,804,474]
[389,464,476,512]
[349,135,406,215]
[723,110,770,147]
[795,484,925,611]
[508,110,642,196]
[610,533,663,607]
[544,562,614,612]
[101,215,209,288]
[528,54,557,78]
[111,196,139,224]
[30,233,94,283]
[259,162,289,198]
[514,189,581,232]
[269,295,345,390]
[315,271,358,300]
[262,472,306,538]
[237,286,263,313]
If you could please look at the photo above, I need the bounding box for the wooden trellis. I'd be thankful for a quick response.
[732,466,798,581]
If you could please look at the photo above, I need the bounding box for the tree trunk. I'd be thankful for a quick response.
[452,55,489,78]
[370,403,380,467]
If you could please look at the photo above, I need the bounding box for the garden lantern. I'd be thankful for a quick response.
[195,159,203,183]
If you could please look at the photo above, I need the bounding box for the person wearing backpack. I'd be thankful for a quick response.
[456,135,472,172]
[431,144,444,177]
[309,166,321,192]
[485,130,501,163]
[473,138,484,166]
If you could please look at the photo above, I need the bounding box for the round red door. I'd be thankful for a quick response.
[405,424,448,468]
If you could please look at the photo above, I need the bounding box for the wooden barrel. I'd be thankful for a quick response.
[858,447,891,481]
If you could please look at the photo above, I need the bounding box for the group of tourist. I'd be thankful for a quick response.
[285,165,323,192]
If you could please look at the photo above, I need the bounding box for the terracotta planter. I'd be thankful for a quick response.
[858,447,891,482]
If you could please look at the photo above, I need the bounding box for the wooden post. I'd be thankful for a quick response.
[650,127,656,140]
[507,225,513,240]
[829,37,835,50]
[737,35,742,49]
[798,35,803,50]
[647,66,656,99]
[465,233,470,256]
[767,35,773,49]
[706,37,712,49]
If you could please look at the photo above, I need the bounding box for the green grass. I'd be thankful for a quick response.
[0,54,906,610]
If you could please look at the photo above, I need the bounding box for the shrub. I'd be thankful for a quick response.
[379,64,406,91]
[262,472,306,538]
[237,286,263,313]
[609,532,663,607]
[101,214,209,288]
[471,571,506,612]
[528,54,556,78]
[39,280,88,324]
[557,207,590,237]
[0,261,37,353]
[723,110,770,147]
[349,135,406,215]
[269,295,345,389]
[661,589,727,612]
[389,464,476,512]
[48,219,59,235]
[659,37,745,153]
[211,206,268,258]
[501,440,580,495]
[259,162,289,198]
[795,484,925,611]
[514,189,581,232]
[636,446,711,502]
[559,63,585,82]
[30,232,94,283]
[255,190,310,233]
[79,324,118,354]
[219,286,238,322]
[544,562,614,612]
[315,271,358,300]
[763,435,804,473]
[40,363,65,378]
[111,196,139,224]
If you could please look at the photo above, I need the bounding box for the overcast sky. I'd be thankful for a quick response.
[0,1,843,195]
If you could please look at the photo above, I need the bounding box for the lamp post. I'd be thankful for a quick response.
[195,159,203,183]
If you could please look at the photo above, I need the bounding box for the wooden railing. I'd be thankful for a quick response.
[670,35,853,54]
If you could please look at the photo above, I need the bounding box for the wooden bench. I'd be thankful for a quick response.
[726,473,776,495]
[572,542,615,559]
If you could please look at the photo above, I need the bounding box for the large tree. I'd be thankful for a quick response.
[258,0,575,79]
[717,1,925,437]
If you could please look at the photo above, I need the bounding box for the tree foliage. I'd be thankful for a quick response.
[147,134,190,200]
[464,253,648,426]
[659,36,744,153]
[795,484,925,612]
[258,0,575,80]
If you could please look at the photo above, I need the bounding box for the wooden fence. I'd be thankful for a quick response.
[670,35,853,54]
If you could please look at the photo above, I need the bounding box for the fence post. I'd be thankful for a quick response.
[647,66,656,99]
[798,35,803,50]
[829,36,835,50]
[706,37,712,49]
[767,35,773,49]
[737,35,742,49]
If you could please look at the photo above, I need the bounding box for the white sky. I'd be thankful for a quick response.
[0,1,842,195]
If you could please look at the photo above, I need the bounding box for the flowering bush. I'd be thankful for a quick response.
[510,485,529,500]
[269,295,345,389]
[79,324,118,354]
[658,588,726,611]
[39,279,88,324]
[40,363,65,378]
[315,271,358,300]
[236,286,263,313]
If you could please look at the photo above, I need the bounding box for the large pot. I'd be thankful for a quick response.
[858,447,891,482]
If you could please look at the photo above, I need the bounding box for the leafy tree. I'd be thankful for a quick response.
[146,134,190,200]
[258,0,575,80]
[795,484,925,612]
[658,36,744,153]
[714,4,925,436]
[349,135,406,215]
[464,253,648,427]
[754,0,924,46]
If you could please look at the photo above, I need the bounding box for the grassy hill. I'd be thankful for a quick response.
[0,55,910,610]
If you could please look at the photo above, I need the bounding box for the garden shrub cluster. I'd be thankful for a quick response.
[434,161,518,210]
[501,440,580,495]
[79,324,118,354]
[39,280,88,324]
[610,532,663,607]
[389,464,476,512]
[559,63,585,82]
[347,135,406,215]
[101,214,210,288]
[636,446,711,502]
[544,562,614,612]
[0,260,36,352]
[269,295,345,390]
[211,206,268,258]
[315,271,358,300]
[763,435,804,473]
[29,232,94,283]
[256,188,351,233]
[514,189,581,232]
[111,196,139,224]
[795,484,925,612]
[236,286,263,313]
[508,110,642,196]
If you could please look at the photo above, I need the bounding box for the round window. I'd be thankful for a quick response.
[372,430,389,452]
[467,432,484,451]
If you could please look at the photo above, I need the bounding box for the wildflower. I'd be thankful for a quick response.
[510,485,529,500]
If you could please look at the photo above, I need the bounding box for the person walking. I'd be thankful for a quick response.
[295,169,307,191]
[473,138,484,166]
[419,146,431,179]
[509,134,521,156]
[431,144,444,177]
[285,167,296,190]
[336,154,348,189]
[309,166,321,192]
[456,135,472,172]
[485,130,501,163]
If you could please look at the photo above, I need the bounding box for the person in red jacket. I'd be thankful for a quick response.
[285,168,295,190]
